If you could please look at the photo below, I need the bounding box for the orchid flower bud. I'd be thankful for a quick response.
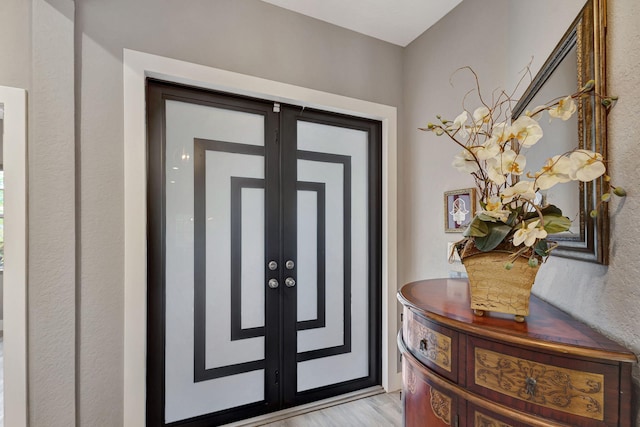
[613,186,627,197]
[582,80,595,91]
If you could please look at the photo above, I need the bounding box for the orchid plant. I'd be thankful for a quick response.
[422,68,625,267]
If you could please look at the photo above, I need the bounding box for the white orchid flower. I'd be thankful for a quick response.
[480,196,511,222]
[509,116,543,147]
[492,122,510,144]
[487,158,507,185]
[486,150,526,184]
[534,155,573,190]
[548,96,577,121]
[502,150,526,175]
[466,106,491,134]
[470,136,501,161]
[500,180,537,204]
[452,149,479,174]
[473,106,491,124]
[569,149,606,181]
[513,219,548,247]
[525,105,547,120]
[449,111,469,138]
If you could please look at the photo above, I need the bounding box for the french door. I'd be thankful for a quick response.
[146,80,381,426]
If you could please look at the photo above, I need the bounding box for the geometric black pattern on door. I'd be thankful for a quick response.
[146,79,382,427]
[295,180,326,331]
[295,150,352,363]
[194,138,265,383]
[194,140,354,380]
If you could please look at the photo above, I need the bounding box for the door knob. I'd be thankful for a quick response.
[285,277,296,287]
[268,278,279,289]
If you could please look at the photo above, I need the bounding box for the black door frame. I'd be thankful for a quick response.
[146,79,382,426]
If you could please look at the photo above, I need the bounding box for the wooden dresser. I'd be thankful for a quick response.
[397,279,637,427]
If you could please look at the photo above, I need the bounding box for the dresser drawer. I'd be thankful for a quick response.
[466,336,621,427]
[465,402,574,427]
[403,307,459,383]
[403,354,463,427]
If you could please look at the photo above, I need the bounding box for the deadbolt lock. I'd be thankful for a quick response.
[268,278,279,289]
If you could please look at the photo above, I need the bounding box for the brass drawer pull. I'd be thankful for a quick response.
[525,377,537,397]
[411,322,453,373]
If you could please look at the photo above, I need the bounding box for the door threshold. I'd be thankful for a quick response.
[221,386,385,426]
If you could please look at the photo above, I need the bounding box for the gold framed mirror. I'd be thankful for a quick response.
[512,0,609,264]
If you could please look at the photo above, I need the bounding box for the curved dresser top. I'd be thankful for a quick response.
[398,278,637,363]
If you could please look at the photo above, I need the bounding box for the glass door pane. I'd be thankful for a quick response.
[294,120,370,391]
[163,99,269,423]
[280,106,381,406]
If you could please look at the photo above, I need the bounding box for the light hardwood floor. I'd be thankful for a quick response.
[259,392,402,427]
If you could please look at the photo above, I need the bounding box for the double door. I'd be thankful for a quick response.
[146,81,382,426]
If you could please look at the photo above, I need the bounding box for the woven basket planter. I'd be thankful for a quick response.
[458,239,541,322]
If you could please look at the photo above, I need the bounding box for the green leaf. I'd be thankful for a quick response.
[474,224,512,251]
[463,216,489,237]
[523,204,564,221]
[541,214,571,234]
[540,204,563,216]
[534,239,549,257]
[477,213,500,223]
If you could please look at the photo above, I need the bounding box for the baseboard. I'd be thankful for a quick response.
[388,371,402,392]
[221,385,385,427]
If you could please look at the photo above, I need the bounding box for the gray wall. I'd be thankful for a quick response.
[1,0,77,425]
[400,0,509,282]
[0,0,31,90]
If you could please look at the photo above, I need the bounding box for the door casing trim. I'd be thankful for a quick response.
[1,85,29,427]
[123,48,399,426]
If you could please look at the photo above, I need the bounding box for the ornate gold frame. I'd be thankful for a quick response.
[512,0,609,264]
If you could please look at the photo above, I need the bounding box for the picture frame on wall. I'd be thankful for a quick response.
[444,188,476,233]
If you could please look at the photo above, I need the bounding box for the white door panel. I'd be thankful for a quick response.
[295,120,370,391]
[164,100,266,423]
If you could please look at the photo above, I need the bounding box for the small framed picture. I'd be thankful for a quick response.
[444,188,476,233]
